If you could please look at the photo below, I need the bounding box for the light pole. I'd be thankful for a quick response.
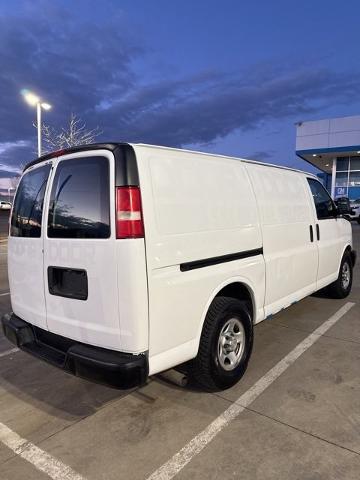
[21,90,52,157]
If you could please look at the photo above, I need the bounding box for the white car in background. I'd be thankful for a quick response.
[349,199,360,224]
[0,201,11,210]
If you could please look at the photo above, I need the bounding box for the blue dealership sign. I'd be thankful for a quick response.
[335,187,347,198]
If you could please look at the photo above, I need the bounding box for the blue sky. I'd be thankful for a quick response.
[1,0,360,178]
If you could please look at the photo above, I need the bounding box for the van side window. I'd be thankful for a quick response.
[11,164,51,237]
[48,156,110,239]
[307,178,336,220]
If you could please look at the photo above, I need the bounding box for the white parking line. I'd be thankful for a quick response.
[0,292,10,296]
[147,301,355,480]
[0,422,86,480]
[0,347,19,358]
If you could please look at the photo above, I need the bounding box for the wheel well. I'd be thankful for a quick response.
[344,245,356,267]
[215,283,254,321]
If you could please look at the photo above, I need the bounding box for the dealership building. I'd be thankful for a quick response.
[296,115,360,201]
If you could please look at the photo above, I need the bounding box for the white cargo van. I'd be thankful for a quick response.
[2,143,356,390]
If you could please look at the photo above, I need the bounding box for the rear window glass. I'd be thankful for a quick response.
[48,156,110,239]
[11,164,51,237]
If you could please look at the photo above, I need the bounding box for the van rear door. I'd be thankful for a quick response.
[9,161,53,329]
[43,150,121,350]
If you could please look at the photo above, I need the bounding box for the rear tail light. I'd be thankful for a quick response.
[116,186,144,239]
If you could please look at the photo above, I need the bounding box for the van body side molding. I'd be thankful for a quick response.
[180,248,264,272]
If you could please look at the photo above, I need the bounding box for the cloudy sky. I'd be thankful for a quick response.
[1,0,360,179]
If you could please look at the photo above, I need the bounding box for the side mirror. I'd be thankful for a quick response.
[335,198,352,215]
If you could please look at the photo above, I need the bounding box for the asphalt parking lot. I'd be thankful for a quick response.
[0,225,359,480]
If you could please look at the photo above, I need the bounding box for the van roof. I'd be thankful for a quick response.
[133,143,318,178]
[24,142,318,178]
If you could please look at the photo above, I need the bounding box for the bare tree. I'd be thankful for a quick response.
[2,175,21,202]
[34,113,102,154]
[9,175,20,190]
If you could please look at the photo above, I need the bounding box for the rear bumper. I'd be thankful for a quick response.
[1,313,148,389]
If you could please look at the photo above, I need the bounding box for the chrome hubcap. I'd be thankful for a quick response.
[341,262,351,290]
[217,318,245,371]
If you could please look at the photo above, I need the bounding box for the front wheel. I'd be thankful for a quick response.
[188,296,253,391]
[327,253,353,299]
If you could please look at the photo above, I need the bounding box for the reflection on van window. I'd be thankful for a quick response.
[11,164,51,237]
[307,178,335,220]
[48,156,110,239]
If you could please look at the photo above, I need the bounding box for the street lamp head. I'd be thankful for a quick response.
[41,102,52,110]
[21,89,40,106]
[21,88,52,158]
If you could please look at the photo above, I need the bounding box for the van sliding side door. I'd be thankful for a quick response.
[245,165,318,315]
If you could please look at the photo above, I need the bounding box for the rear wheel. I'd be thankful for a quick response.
[327,253,353,299]
[189,296,253,391]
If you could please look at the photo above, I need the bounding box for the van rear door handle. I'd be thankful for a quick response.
[316,224,320,241]
[309,225,313,242]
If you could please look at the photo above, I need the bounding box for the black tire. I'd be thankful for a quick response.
[357,217,360,225]
[189,296,253,391]
[327,253,353,299]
